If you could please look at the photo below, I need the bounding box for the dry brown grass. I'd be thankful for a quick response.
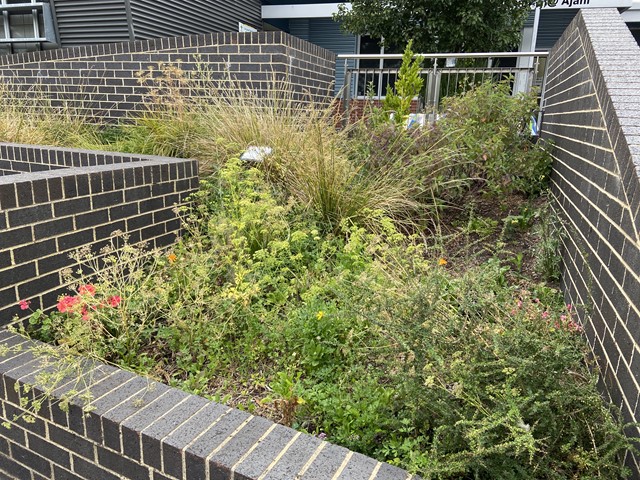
[0,81,99,147]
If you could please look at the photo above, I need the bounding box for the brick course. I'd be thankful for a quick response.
[0,32,336,122]
[541,8,640,473]
[0,331,417,480]
[0,143,198,326]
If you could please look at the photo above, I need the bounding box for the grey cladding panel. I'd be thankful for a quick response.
[51,0,131,45]
[129,0,262,39]
[536,9,579,51]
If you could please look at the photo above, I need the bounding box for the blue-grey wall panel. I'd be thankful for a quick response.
[129,0,261,39]
[536,9,578,51]
[51,0,131,46]
[289,17,355,94]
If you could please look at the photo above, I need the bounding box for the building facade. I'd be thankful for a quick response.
[263,1,640,93]
[1,0,639,93]
[0,0,262,55]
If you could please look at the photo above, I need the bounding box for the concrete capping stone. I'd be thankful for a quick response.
[541,8,640,477]
[0,331,418,479]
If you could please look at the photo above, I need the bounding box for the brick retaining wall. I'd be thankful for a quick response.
[541,8,640,472]
[0,143,199,327]
[0,330,416,480]
[0,31,336,121]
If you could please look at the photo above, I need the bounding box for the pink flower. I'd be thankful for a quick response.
[79,284,96,296]
[108,296,122,308]
[57,295,80,313]
[18,300,31,310]
[568,321,583,333]
[541,311,549,319]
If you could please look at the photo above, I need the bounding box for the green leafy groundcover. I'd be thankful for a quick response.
[22,160,635,479]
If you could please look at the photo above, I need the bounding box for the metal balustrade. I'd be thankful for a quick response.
[338,51,549,126]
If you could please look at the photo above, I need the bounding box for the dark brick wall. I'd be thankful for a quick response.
[0,330,416,480]
[0,143,198,327]
[541,8,640,472]
[0,31,336,121]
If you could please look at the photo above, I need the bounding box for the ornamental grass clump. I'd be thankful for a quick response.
[101,63,210,161]
[0,81,100,147]
[193,74,448,233]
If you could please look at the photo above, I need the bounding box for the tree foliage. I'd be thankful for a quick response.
[335,0,547,53]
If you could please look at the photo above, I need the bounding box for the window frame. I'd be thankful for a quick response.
[0,0,57,54]
[354,35,403,98]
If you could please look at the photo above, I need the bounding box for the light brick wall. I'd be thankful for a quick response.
[0,143,199,326]
[0,32,336,121]
[541,8,640,473]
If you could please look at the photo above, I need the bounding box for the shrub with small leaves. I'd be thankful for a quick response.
[438,80,553,197]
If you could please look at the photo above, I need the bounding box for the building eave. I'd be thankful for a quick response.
[262,3,351,19]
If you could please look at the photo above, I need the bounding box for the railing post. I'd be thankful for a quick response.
[514,53,535,95]
[537,56,550,133]
[342,59,352,127]
[424,59,441,122]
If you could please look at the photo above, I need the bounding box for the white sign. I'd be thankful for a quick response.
[543,0,632,8]
[239,22,257,33]
[261,3,350,19]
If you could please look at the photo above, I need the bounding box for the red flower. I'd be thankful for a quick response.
[57,295,80,313]
[108,296,122,308]
[81,306,90,321]
[79,284,96,296]
[18,300,31,311]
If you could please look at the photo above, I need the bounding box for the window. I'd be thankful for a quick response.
[0,0,57,55]
[355,35,402,97]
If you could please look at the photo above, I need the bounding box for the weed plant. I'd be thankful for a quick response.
[533,198,565,281]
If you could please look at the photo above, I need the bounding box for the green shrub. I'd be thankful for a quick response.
[369,259,634,477]
[382,40,424,125]
[437,80,553,197]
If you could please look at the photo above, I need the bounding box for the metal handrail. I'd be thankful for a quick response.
[338,52,549,60]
